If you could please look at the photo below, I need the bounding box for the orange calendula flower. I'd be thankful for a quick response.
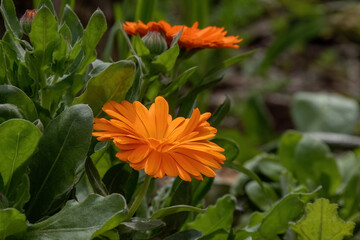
[93,96,225,181]
[123,20,242,49]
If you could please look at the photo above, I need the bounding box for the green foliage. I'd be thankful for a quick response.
[291,92,359,134]
[186,195,236,238]
[1,0,360,239]
[291,199,355,240]
[73,60,136,117]
[24,194,127,240]
[26,104,93,222]
[0,208,27,239]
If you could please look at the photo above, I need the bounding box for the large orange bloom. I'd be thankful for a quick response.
[123,20,242,49]
[93,96,225,181]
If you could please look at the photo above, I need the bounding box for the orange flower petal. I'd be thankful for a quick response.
[93,96,226,181]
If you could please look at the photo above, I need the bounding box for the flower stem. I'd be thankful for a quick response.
[125,174,152,221]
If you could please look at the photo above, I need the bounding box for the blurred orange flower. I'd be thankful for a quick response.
[123,20,242,49]
[93,96,225,181]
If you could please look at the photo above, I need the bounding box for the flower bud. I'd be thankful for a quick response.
[141,31,168,55]
[20,9,38,35]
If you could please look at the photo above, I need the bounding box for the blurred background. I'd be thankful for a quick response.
[1,0,360,164]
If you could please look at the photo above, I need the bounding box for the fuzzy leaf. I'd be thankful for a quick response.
[73,60,135,117]
[291,198,355,240]
[24,194,127,240]
[26,104,93,222]
[186,194,236,237]
[29,5,60,66]
[0,208,27,239]
[0,119,41,194]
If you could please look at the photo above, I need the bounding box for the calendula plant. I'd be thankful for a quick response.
[1,0,359,239]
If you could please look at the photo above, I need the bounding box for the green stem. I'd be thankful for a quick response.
[125,174,152,221]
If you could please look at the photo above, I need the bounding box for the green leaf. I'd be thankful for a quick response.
[151,45,180,74]
[78,8,107,73]
[162,66,198,98]
[295,135,341,194]
[245,181,278,211]
[253,190,319,239]
[0,0,22,39]
[60,4,83,45]
[291,198,355,240]
[278,130,302,173]
[0,85,38,121]
[203,50,256,82]
[151,205,205,220]
[29,5,60,66]
[85,157,108,196]
[291,92,359,134]
[257,19,323,74]
[186,194,236,237]
[25,194,128,240]
[120,217,165,231]
[26,104,93,222]
[35,0,56,15]
[0,208,27,239]
[102,163,139,202]
[132,34,151,57]
[73,60,136,118]
[6,173,30,210]
[208,97,231,128]
[0,103,23,122]
[134,0,157,23]
[212,138,239,162]
[164,229,202,240]
[0,119,41,194]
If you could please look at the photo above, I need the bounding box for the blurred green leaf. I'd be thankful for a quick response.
[35,0,56,15]
[102,163,139,202]
[60,4,83,46]
[0,119,41,193]
[0,103,23,122]
[132,34,151,57]
[186,194,236,237]
[164,229,202,240]
[203,50,256,82]
[278,130,302,173]
[135,0,157,23]
[257,19,323,74]
[73,60,136,117]
[245,181,278,211]
[295,135,341,194]
[291,92,359,134]
[0,208,27,239]
[291,198,354,240]
[85,157,108,196]
[208,97,231,127]
[151,205,204,220]
[337,152,360,219]
[0,84,38,122]
[78,8,107,73]
[242,190,319,239]
[0,0,22,39]
[26,104,93,222]
[212,138,239,162]
[162,66,198,98]
[120,217,165,231]
[25,194,128,240]
[59,0,75,19]
[29,5,60,67]
[6,173,30,210]
[151,45,179,74]
[279,130,341,195]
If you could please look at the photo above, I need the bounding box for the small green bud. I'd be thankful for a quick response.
[141,31,168,55]
[20,9,38,35]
